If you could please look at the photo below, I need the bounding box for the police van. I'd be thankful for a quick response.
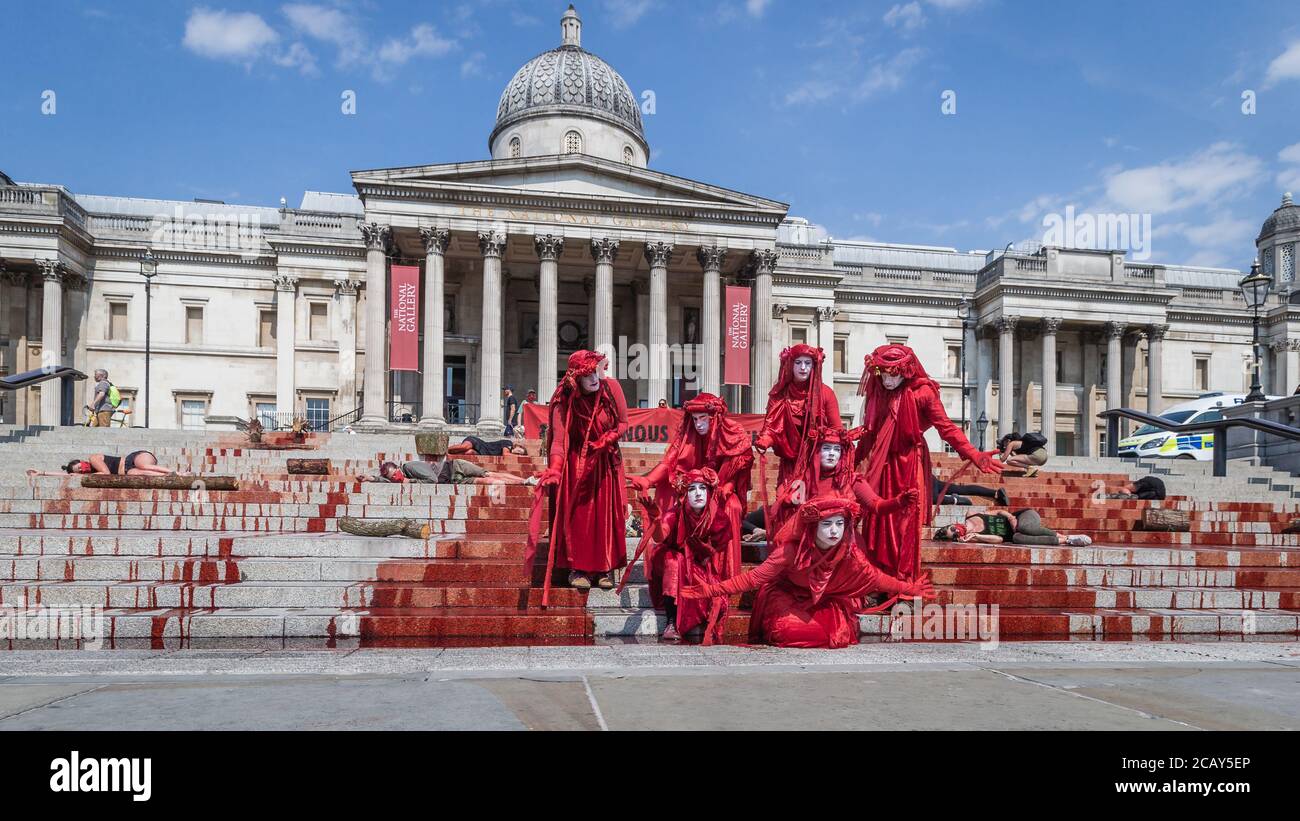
[1116,392,1281,460]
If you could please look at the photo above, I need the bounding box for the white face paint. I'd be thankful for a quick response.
[793,356,814,382]
[579,372,601,393]
[815,515,846,550]
[882,373,904,391]
[819,443,842,470]
[692,413,711,436]
[686,482,709,511]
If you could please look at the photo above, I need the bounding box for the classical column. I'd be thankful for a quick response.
[974,325,992,443]
[1040,317,1061,454]
[644,240,673,408]
[590,237,619,357]
[38,259,65,426]
[334,276,359,413]
[418,227,451,428]
[696,245,726,396]
[478,230,507,435]
[1261,342,1275,395]
[816,306,837,361]
[359,222,390,427]
[1147,323,1167,414]
[1287,340,1300,396]
[1105,321,1125,410]
[750,249,777,409]
[535,233,565,402]
[273,273,298,415]
[996,315,1018,438]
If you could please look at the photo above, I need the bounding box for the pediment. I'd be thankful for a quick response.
[350,154,787,216]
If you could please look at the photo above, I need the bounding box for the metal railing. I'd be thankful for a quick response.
[325,406,361,432]
[1100,407,1300,477]
[387,401,421,424]
[444,401,480,426]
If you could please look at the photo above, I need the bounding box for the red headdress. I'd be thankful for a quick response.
[671,392,751,464]
[811,425,855,489]
[775,495,863,605]
[770,344,826,401]
[671,466,721,544]
[855,343,941,469]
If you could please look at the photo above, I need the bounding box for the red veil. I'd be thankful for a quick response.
[643,392,753,500]
[526,350,629,604]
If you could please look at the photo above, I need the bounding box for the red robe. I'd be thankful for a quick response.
[646,495,741,641]
[856,380,981,580]
[698,520,913,649]
[759,380,842,536]
[543,377,630,574]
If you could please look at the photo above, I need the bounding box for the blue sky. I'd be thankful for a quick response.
[3,0,1299,269]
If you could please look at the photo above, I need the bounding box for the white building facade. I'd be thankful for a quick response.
[2,7,1299,456]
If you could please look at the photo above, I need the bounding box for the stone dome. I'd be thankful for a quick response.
[1259,192,1299,240]
[489,6,648,166]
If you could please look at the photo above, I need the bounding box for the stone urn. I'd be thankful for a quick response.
[415,432,449,457]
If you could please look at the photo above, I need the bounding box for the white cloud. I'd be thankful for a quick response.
[283,4,366,67]
[1103,142,1263,215]
[884,2,925,31]
[1181,215,1256,249]
[460,50,486,78]
[1281,143,1300,165]
[378,24,455,66]
[855,48,924,100]
[924,0,981,9]
[273,41,317,75]
[1264,40,1300,87]
[183,8,279,61]
[746,0,772,16]
[783,79,837,106]
[603,0,655,28]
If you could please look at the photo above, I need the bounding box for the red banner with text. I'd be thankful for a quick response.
[389,264,420,372]
[724,284,751,385]
[522,403,764,444]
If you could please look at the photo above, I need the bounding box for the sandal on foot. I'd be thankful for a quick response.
[568,571,592,590]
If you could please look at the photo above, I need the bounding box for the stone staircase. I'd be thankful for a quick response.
[1,427,1299,647]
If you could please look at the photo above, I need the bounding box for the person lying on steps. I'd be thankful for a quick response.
[932,508,1092,546]
[30,451,188,477]
[368,459,534,486]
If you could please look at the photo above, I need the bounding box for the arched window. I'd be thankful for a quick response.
[564,130,583,154]
[623,145,634,164]
[509,136,521,158]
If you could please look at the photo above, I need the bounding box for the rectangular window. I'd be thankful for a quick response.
[945,345,962,379]
[180,399,207,430]
[309,302,328,341]
[255,401,277,428]
[259,310,276,348]
[305,398,330,431]
[790,326,808,345]
[1194,356,1209,392]
[887,335,908,348]
[185,306,204,345]
[833,337,847,374]
[108,302,128,341]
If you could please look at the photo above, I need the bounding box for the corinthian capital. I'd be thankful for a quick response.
[273,273,299,292]
[1146,323,1168,340]
[818,306,840,322]
[0,261,26,287]
[696,245,726,272]
[1041,317,1062,335]
[37,258,65,284]
[772,302,790,318]
[590,237,620,264]
[996,314,1019,335]
[334,276,358,297]
[750,248,778,276]
[419,227,451,256]
[360,222,391,251]
[643,240,674,269]
[478,230,507,259]
[1104,320,1126,339]
[534,233,565,262]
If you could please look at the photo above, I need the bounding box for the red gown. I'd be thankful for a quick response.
[527,352,630,599]
[757,345,843,538]
[685,497,923,648]
[855,345,992,580]
[643,473,741,643]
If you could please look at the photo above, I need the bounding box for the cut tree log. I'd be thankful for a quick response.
[287,458,332,475]
[338,517,430,539]
[81,475,239,491]
[1140,507,1189,532]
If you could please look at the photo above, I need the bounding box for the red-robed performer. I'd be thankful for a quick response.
[636,467,742,643]
[528,350,630,595]
[754,344,843,538]
[768,425,920,527]
[680,495,933,649]
[854,343,1002,581]
[629,391,753,511]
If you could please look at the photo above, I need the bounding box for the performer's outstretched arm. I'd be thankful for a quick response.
[851,476,919,516]
[678,543,790,598]
[920,385,1003,474]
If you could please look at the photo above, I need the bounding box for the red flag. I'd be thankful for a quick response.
[724,285,751,385]
[389,264,420,372]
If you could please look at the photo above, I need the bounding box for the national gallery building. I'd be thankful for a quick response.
[2,6,1299,457]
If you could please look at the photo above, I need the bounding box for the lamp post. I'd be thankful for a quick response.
[957,297,972,435]
[976,411,989,451]
[1239,258,1271,403]
[139,249,157,428]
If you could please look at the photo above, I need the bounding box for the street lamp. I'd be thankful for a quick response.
[976,411,989,451]
[1239,258,1271,403]
[957,297,972,434]
[139,249,157,427]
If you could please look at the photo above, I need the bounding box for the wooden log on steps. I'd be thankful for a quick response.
[287,458,332,475]
[1139,507,1189,532]
[81,475,239,491]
